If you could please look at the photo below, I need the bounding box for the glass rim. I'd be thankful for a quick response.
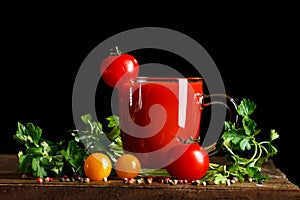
[129,77,203,83]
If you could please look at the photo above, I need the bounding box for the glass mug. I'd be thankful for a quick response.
[118,77,237,169]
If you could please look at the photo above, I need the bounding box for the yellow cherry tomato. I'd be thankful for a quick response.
[84,153,112,181]
[115,154,141,179]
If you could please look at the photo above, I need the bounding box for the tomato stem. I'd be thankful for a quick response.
[110,46,122,56]
[174,136,201,144]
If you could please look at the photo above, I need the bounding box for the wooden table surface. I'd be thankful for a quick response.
[0,154,299,200]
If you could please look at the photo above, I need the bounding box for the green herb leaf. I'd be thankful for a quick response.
[106,115,121,144]
[239,137,252,151]
[214,174,227,185]
[14,122,42,148]
[73,114,123,164]
[242,117,256,136]
[270,129,279,141]
[237,99,256,117]
[64,140,87,174]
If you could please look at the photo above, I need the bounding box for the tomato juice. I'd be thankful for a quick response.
[118,77,204,169]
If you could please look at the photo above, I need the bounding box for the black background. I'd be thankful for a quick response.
[1,4,299,186]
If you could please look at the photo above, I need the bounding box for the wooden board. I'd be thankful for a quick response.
[0,154,299,200]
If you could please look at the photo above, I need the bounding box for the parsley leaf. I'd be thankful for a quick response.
[71,114,123,164]
[237,98,256,117]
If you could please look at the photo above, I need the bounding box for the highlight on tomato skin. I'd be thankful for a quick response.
[165,143,210,182]
[115,154,141,179]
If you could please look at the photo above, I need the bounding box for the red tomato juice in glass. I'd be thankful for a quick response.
[118,77,203,169]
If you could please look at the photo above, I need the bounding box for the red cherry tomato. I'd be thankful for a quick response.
[37,177,43,184]
[100,47,139,88]
[165,142,209,182]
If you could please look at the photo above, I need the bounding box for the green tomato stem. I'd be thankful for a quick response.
[110,46,122,56]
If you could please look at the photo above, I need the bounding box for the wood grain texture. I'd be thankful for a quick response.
[0,154,299,200]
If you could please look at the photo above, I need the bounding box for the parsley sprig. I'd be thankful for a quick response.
[199,99,279,184]
[13,114,122,178]
[70,114,123,164]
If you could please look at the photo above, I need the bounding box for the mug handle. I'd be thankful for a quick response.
[196,93,239,155]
